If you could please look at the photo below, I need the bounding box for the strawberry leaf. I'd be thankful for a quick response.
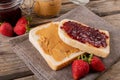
[26,16,32,24]
[26,25,31,33]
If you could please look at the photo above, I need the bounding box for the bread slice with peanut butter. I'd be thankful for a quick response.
[58,19,110,58]
[29,22,84,70]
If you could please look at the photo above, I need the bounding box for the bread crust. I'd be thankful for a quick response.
[58,19,110,58]
[29,22,84,70]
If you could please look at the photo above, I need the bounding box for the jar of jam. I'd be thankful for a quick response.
[0,0,22,26]
[34,0,61,18]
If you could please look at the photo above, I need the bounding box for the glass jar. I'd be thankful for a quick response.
[0,0,22,26]
[34,0,61,18]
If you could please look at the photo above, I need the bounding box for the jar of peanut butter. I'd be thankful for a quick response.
[34,0,61,18]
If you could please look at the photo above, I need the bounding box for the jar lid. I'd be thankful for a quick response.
[0,0,23,10]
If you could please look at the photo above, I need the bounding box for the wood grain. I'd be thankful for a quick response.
[103,14,120,28]
[14,58,120,80]
[97,59,120,80]
[14,75,38,80]
[0,35,33,80]
[87,0,120,16]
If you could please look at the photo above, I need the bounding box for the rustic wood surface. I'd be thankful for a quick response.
[87,0,120,16]
[0,0,120,80]
[0,35,33,80]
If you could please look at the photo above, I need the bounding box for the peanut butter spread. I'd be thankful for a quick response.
[36,23,79,62]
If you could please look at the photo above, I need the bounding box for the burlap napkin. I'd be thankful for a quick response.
[9,5,120,80]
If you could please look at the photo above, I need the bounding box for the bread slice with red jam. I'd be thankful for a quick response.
[58,19,110,58]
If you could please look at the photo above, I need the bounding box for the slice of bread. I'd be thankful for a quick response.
[29,22,84,70]
[58,19,110,58]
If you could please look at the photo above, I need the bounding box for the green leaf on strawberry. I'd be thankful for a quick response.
[26,26,31,33]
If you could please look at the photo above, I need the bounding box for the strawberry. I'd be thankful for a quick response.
[0,22,13,37]
[89,55,105,72]
[14,16,30,35]
[16,16,28,26]
[14,24,26,35]
[72,58,89,80]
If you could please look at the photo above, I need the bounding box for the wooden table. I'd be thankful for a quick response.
[0,0,120,80]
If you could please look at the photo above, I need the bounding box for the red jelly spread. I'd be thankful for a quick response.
[61,21,108,48]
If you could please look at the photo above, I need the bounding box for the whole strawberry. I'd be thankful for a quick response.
[72,59,89,80]
[89,56,105,72]
[14,16,29,35]
[0,22,13,37]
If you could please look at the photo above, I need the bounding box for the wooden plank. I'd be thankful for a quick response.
[13,59,120,80]
[62,0,72,4]
[14,75,38,80]
[14,59,120,80]
[97,59,120,80]
[0,35,33,80]
[87,0,120,16]
[103,14,120,28]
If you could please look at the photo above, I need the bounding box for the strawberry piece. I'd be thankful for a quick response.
[16,16,28,26]
[90,56,105,72]
[72,60,89,80]
[0,22,13,37]
[14,24,26,35]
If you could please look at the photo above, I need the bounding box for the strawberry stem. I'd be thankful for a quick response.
[26,26,31,33]
[25,16,32,33]
[81,55,84,60]
[77,56,80,59]
[26,16,32,24]
[81,54,88,62]
[88,54,93,64]
[77,53,94,63]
